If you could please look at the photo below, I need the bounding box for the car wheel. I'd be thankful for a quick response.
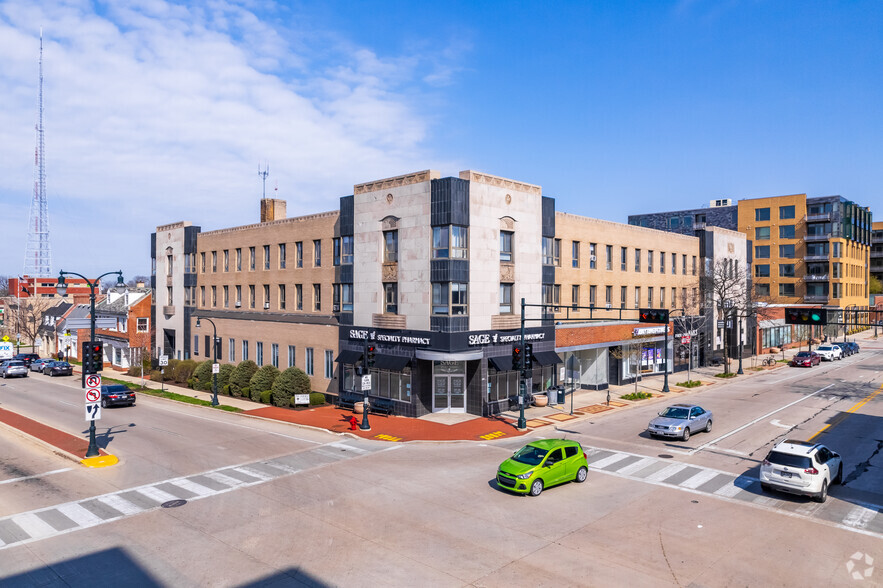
[682,428,690,442]
[814,480,828,503]
[575,466,588,483]
[761,482,771,492]
[835,464,843,485]
[529,479,544,497]
[101,398,108,409]
[705,420,712,433]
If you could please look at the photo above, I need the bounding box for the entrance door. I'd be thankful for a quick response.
[432,361,467,413]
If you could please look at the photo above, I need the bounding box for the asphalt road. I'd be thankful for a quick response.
[0,346,881,587]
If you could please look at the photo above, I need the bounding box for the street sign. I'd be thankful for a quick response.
[85,403,101,421]
[85,374,102,388]
[681,335,691,344]
[212,363,220,374]
[294,393,310,405]
[1,335,8,342]
[85,389,100,403]
[64,318,117,329]
[361,374,372,391]
[159,355,169,367]
[717,320,724,328]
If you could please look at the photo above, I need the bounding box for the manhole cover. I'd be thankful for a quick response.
[161,499,187,508]
[658,454,674,459]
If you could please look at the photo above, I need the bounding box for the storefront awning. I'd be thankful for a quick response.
[335,349,363,364]
[374,354,411,371]
[415,349,484,361]
[532,350,563,366]
[488,356,513,371]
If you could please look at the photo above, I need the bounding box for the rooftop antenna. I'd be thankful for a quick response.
[258,163,269,199]
[24,28,52,277]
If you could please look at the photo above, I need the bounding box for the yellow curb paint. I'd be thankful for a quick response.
[374,434,402,442]
[809,384,882,441]
[480,431,506,440]
[80,454,119,468]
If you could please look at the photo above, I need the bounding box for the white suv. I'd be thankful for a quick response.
[815,344,842,361]
[760,440,842,502]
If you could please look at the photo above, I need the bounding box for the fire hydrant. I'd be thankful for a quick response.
[349,416,358,430]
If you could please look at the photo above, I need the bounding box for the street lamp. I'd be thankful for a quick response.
[56,270,124,458]
[195,316,219,406]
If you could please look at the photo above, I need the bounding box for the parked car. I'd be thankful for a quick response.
[43,361,73,377]
[846,342,860,355]
[833,342,852,357]
[13,353,40,367]
[648,403,713,441]
[815,344,842,362]
[0,360,29,378]
[496,439,589,496]
[790,351,820,367]
[30,358,53,372]
[760,439,842,503]
[99,384,136,408]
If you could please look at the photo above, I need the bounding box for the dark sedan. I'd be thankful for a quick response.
[43,361,73,376]
[833,342,852,357]
[100,384,136,408]
[846,342,860,354]
[790,351,820,367]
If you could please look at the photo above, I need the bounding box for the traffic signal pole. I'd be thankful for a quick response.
[517,298,527,430]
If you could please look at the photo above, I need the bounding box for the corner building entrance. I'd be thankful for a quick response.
[432,361,466,413]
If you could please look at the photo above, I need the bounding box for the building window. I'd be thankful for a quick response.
[235,285,241,307]
[433,226,468,259]
[194,335,199,356]
[256,342,264,366]
[620,247,627,271]
[384,283,398,314]
[288,345,296,368]
[271,343,279,368]
[249,285,255,308]
[341,236,353,264]
[831,242,840,258]
[756,208,770,221]
[313,284,321,311]
[779,244,795,258]
[236,248,242,271]
[136,317,148,332]
[342,284,353,312]
[589,243,596,269]
[542,284,560,309]
[660,252,666,274]
[314,240,321,267]
[779,283,796,297]
[223,285,229,307]
[211,251,217,272]
[384,231,398,263]
[589,285,597,307]
[229,338,235,362]
[572,241,580,268]
[635,248,641,272]
[755,283,770,297]
[541,236,559,266]
[571,285,579,310]
[647,250,654,273]
[211,286,217,307]
[500,284,513,314]
[620,286,627,308]
[755,227,770,240]
[305,347,314,376]
[199,286,204,306]
[682,254,687,275]
[648,287,654,308]
[242,340,249,361]
[500,231,513,262]
[263,284,270,308]
[671,288,676,309]
[279,244,286,269]
[779,205,795,219]
[322,349,333,379]
[279,285,286,309]
[605,245,613,270]
[671,253,676,274]
[200,252,205,273]
[249,247,255,271]
[296,242,303,267]
[634,287,640,309]
[296,284,303,310]
[780,264,795,277]
[755,246,770,259]
[692,256,697,275]
[755,264,770,277]
[605,285,612,306]
[441,283,468,315]
[263,245,270,270]
[333,238,341,266]
[223,250,229,272]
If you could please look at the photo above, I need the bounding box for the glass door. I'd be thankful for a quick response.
[433,376,449,412]
[432,361,467,413]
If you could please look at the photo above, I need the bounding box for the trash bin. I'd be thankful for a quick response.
[556,386,566,405]
[548,386,558,406]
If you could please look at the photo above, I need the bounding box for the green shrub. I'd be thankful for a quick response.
[240,386,251,400]
[271,367,310,408]
[173,359,198,384]
[191,360,214,390]
[126,356,152,377]
[217,364,234,394]
[714,372,737,379]
[260,390,272,404]
[222,383,230,395]
[249,364,279,402]
[620,391,653,400]
[309,392,326,406]
[229,360,258,397]
[676,380,702,388]
[150,369,164,382]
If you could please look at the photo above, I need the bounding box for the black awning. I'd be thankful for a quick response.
[488,355,513,372]
[532,350,563,366]
[335,349,363,364]
[374,354,411,371]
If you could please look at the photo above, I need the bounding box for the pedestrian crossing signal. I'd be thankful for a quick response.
[638,309,669,323]
[784,307,827,325]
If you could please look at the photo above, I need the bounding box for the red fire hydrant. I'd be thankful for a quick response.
[349,416,359,430]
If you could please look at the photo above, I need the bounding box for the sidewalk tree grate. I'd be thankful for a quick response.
[544,413,577,422]
[526,419,552,428]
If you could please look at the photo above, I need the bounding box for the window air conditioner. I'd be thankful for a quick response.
[235,301,241,307]
[333,304,340,312]
[606,303,612,309]
[590,255,596,261]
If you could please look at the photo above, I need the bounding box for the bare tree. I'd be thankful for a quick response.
[4,296,55,350]
[0,276,8,297]
[609,333,660,396]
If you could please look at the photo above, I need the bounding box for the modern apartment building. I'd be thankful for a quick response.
[628,199,737,235]
[872,221,883,288]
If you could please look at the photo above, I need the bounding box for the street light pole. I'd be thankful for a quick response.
[57,270,124,458]
[195,316,219,406]
[517,298,527,430]
[737,314,744,375]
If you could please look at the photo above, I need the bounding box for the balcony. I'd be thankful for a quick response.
[804,234,830,242]
[803,274,829,282]
[804,295,828,303]
[804,254,829,262]
[806,212,831,222]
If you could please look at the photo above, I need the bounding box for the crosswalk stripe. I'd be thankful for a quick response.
[203,471,247,488]
[589,453,632,470]
[235,466,274,481]
[135,486,180,504]
[614,457,657,476]
[170,478,215,497]
[714,480,748,498]
[679,469,720,489]
[843,505,878,529]
[97,494,143,516]
[10,514,56,539]
[645,463,688,483]
[55,503,104,528]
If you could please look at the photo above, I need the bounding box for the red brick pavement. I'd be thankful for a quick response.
[0,407,106,458]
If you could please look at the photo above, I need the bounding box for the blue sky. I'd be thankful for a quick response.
[1,1,881,279]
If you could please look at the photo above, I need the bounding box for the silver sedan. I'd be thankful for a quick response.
[648,403,713,441]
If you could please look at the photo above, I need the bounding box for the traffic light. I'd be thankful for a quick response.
[82,341,93,373]
[524,343,533,370]
[365,343,376,368]
[784,307,827,325]
[638,308,670,323]
[82,341,104,373]
[512,344,523,370]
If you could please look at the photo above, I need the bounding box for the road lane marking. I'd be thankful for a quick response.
[679,469,721,489]
[55,504,103,528]
[808,384,883,441]
[0,468,72,486]
[10,514,56,539]
[842,505,878,529]
[135,486,180,504]
[691,383,835,455]
[614,457,657,476]
[770,419,793,429]
[644,463,688,483]
[97,494,142,516]
[590,453,632,469]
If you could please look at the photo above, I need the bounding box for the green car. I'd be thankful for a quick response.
[496,439,589,496]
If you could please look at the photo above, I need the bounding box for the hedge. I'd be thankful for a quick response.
[249,365,280,402]
[229,360,258,397]
[217,364,234,394]
[259,390,272,404]
[172,359,198,383]
[191,360,214,390]
[271,367,310,408]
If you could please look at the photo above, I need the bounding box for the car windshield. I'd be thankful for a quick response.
[8,361,24,367]
[795,352,811,358]
[766,451,812,469]
[511,445,549,466]
[659,407,690,419]
[105,385,128,393]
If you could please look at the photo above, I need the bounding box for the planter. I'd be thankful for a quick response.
[533,394,548,407]
[353,401,365,414]
[769,347,780,354]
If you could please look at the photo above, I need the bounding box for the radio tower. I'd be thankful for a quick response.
[24,29,51,277]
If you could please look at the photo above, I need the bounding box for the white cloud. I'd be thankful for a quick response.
[0,0,466,278]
